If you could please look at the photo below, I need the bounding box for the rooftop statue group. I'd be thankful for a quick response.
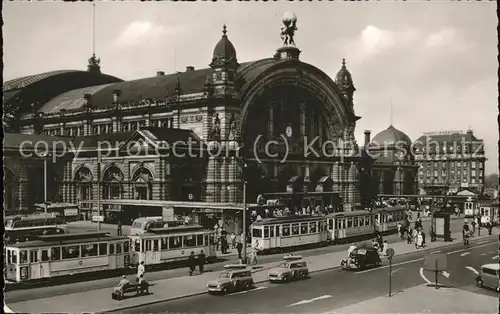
[280,12,298,47]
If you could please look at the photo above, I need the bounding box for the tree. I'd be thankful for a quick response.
[484,173,499,188]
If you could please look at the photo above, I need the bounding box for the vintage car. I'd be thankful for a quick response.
[268,255,309,282]
[475,263,499,292]
[341,245,381,271]
[207,264,254,295]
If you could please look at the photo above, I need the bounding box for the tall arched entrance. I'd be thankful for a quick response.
[131,167,153,200]
[171,164,202,201]
[74,166,93,211]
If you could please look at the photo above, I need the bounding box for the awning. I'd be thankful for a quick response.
[318,176,332,183]
[288,176,303,183]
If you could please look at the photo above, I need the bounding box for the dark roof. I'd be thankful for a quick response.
[253,215,325,225]
[3,133,74,150]
[3,70,76,92]
[371,125,412,147]
[210,25,238,68]
[335,58,353,87]
[414,130,479,144]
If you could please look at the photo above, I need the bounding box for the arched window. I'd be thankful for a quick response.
[102,166,124,199]
[132,167,153,200]
[74,167,93,208]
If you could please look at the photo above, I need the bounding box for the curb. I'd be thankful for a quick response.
[101,234,497,313]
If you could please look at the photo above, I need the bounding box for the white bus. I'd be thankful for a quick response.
[5,214,68,243]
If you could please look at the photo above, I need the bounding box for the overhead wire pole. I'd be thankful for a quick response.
[92,2,96,55]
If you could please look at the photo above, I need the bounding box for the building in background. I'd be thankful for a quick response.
[413,129,486,196]
[3,17,366,220]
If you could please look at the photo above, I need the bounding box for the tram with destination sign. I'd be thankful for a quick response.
[5,232,130,283]
[129,225,217,266]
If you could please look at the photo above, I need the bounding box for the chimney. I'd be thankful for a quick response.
[157,71,165,76]
[364,130,371,146]
[186,66,195,72]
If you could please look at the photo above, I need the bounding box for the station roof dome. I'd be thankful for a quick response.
[210,25,238,68]
[371,125,412,147]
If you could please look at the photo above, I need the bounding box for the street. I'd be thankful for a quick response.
[5,217,467,303]
[119,237,498,314]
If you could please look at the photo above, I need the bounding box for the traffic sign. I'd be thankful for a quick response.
[386,248,395,260]
[424,253,448,272]
[92,215,104,222]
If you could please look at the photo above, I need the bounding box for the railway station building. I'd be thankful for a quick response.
[4,21,393,226]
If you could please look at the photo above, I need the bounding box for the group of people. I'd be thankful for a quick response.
[113,261,148,297]
[188,250,207,276]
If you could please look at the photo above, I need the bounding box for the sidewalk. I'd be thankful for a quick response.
[8,230,497,313]
[322,284,497,314]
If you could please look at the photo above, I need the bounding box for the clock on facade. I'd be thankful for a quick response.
[285,126,292,137]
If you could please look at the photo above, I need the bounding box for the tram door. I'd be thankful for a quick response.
[274,225,281,248]
[29,249,41,280]
[39,249,50,278]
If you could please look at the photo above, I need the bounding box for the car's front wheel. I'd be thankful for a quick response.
[476,278,483,287]
[222,287,229,295]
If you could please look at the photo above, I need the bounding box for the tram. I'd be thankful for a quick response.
[129,225,217,266]
[326,210,374,242]
[5,214,68,244]
[373,207,407,233]
[251,216,328,253]
[479,203,500,226]
[464,197,478,223]
[5,232,130,283]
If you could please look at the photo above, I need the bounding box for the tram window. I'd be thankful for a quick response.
[209,234,215,245]
[365,216,370,226]
[270,226,275,237]
[275,225,280,237]
[50,247,61,260]
[153,240,159,251]
[161,238,168,250]
[291,224,300,235]
[99,243,107,256]
[170,236,182,249]
[62,245,80,259]
[204,235,209,247]
[388,215,393,223]
[12,250,18,264]
[309,222,317,233]
[144,240,152,252]
[300,223,308,234]
[133,240,140,252]
[329,219,334,229]
[41,249,49,261]
[197,234,204,246]
[282,225,290,236]
[359,217,365,227]
[19,250,27,263]
[335,219,341,229]
[347,218,352,228]
[124,241,130,253]
[353,218,359,227]
[264,226,269,238]
[252,228,263,238]
[481,208,485,215]
[184,236,196,247]
[110,243,115,254]
[7,250,12,264]
[117,243,122,254]
[82,244,98,257]
[30,250,38,263]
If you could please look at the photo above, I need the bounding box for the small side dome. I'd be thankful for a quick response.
[335,58,353,87]
[371,125,412,147]
[210,25,238,68]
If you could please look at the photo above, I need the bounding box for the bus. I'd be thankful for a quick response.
[129,216,184,235]
[5,214,68,244]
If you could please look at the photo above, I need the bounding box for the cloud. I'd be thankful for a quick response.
[425,27,472,53]
[114,21,185,48]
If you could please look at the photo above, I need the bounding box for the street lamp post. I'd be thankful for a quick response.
[242,179,247,263]
[43,155,48,214]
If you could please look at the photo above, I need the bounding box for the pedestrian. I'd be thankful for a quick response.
[382,240,388,256]
[250,240,259,265]
[421,230,426,247]
[137,261,145,281]
[198,250,206,274]
[231,233,236,249]
[487,222,493,235]
[471,220,476,236]
[397,223,402,239]
[407,228,413,244]
[117,219,122,236]
[429,224,435,242]
[188,251,196,276]
[372,239,380,251]
[236,240,243,260]
[416,232,423,249]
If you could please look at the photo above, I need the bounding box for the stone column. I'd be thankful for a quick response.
[330,162,340,194]
[394,167,401,195]
[268,102,274,137]
[299,102,306,137]
[379,170,384,195]
[303,164,310,193]
[220,158,228,202]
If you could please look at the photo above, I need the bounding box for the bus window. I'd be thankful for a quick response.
[347,218,353,228]
[309,222,317,233]
[161,238,168,250]
[291,224,299,235]
[197,234,204,246]
[282,225,290,236]
[124,241,130,253]
[252,228,263,238]
[264,226,269,238]
[62,246,80,259]
[82,244,98,257]
[270,225,275,237]
[117,242,123,254]
[30,250,38,263]
[300,223,308,234]
[51,247,61,260]
[99,243,107,256]
[110,243,115,254]
[184,235,196,247]
[170,236,182,249]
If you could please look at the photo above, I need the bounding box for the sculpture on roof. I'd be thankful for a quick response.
[88,53,101,66]
[281,12,298,46]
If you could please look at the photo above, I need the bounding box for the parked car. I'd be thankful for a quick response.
[475,263,499,292]
[207,264,254,295]
[341,245,381,271]
[268,255,309,282]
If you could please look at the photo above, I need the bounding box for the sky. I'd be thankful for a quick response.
[3,1,498,174]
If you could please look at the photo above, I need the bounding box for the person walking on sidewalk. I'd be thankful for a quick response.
[407,228,413,244]
[188,251,196,276]
[198,250,206,274]
[486,222,493,235]
[236,240,243,261]
[137,261,145,281]
[231,233,236,249]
